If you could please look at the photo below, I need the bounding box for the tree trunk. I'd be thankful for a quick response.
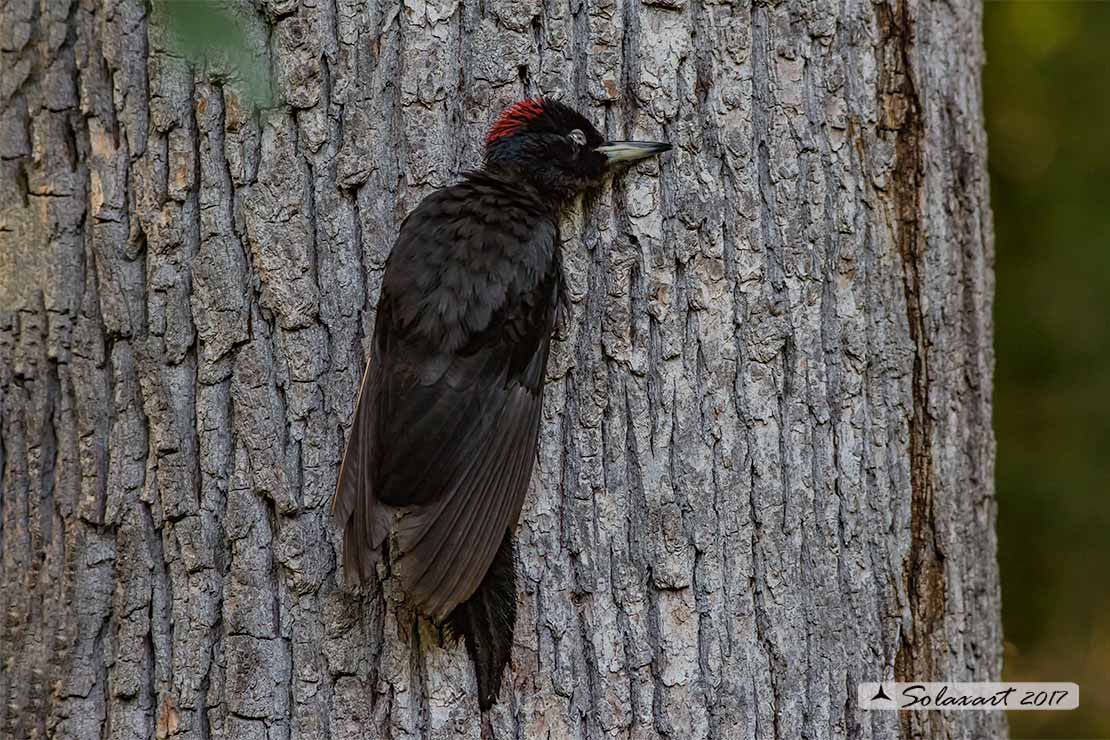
[0,0,1003,738]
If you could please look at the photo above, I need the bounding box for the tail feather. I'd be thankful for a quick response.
[447,529,517,711]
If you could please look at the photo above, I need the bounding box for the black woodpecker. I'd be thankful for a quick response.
[333,97,670,710]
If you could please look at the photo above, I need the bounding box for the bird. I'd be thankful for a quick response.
[333,97,670,711]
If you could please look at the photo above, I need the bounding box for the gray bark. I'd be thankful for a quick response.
[0,0,1003,738]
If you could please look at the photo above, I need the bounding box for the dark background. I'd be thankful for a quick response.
[985,2,1110,737]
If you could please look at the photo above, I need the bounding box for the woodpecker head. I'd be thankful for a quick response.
[484,98,671,200]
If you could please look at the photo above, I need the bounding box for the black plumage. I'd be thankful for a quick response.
[333,98,670,710]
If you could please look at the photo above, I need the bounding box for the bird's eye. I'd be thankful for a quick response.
[568,129,587,146]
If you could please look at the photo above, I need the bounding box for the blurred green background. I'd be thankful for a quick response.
[985,2,1110,737]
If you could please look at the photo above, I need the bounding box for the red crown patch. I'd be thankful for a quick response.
[485,99,547,146]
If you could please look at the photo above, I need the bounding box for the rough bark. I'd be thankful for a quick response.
[0,0,1003,738]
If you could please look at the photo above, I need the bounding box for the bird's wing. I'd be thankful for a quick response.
[382,329,550,621]
[334,197,558,619]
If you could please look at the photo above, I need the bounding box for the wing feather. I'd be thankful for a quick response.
[333,356,391,585]
[397,383,543,619]
[333,185,559,615]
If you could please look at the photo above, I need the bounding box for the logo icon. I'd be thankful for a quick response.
[870,685,892,703]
